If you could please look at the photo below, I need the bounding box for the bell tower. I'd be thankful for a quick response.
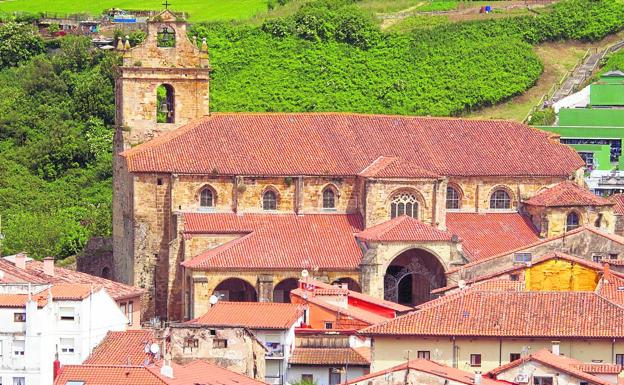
[112,9,210,318]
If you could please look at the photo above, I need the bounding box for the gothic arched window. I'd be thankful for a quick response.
[156,84,175,123]
[390,192,419,219]
[566,211,580,232]
[322,187,336,209]
[489,189,511,210]
[263,190,277,210]
[446,186,461,209]
[200,187,214,208]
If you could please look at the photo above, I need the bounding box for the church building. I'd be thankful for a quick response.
[111,11,619,321]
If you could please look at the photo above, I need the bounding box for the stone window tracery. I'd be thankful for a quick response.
[263,190,277,210]
[322,187,336,209]
[200,187,214,208]
[446,186,461,209]
[489,189,511,209]
[390,192,419,219]
[566,211,580,231]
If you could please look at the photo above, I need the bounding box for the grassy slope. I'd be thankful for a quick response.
[0,0,268,21]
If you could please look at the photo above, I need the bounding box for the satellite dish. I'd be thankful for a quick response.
[209,295,219,305]
[301,269,309,278]
[149,343,160,354]
[458,280,467,290]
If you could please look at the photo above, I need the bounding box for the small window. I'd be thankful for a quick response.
[157,26,176,47]
[200,188,214,208]
[446,186,461,209]
[59,307,75,321]
[156,84,175,124]
[510,353,521,362]
[510,274,519,281]
[210,329,217,336]
[616,354,624,366]
[593,254,603,263]
[14,313,26,323]
[610,253,619,260]
[514,253,532,263]
[329,368,341,385]
[301,374,314,383]
[120,302,127,316]
[60,338,75,354]
[533,377,553,385]
[324,321,333,329]
[127,301,134,326]
[580,382,588,385]
[157,178,163,186]
[490,189,511,209]
[417,350,430,359]
[470,354,481,367]
[66,382,85,385]
[322,188,336,209]
[213,338,228,349]
[12,378,25,385]
[13,340,24,356]
[263,190,277,210]
[566,212,580,232]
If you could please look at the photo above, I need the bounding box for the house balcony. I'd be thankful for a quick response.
[266,342,285,359]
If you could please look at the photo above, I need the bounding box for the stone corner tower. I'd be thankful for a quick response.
[112,9,211,319]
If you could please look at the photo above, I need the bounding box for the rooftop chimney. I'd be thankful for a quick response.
[474,372,482,385]
[43,257,54,276]
[551,341,560,356]
[160,362,174,378]
[15,252,26,270]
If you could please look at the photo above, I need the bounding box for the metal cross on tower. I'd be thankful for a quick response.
[162,0,171,9]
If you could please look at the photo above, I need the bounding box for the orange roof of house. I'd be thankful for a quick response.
[446,212,540,261]
[51,283,93,300]
[596,265,624,306]
[347,358,504,385]
[361,290,624,338]
[54,365,168,385]
[147,360,267,385]
[356,215,453,242]
[188,301,304,329]
[0,292,47,308]
[182,213,364,270]
[609,194,624,215]
[523,181,612,207]
[122,113,583,177]
[289,347,370,366]
[302,280,411,312]
[84,330,158,366]
[488,349,619,385]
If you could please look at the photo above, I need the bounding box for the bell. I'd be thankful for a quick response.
[159,101,170,113]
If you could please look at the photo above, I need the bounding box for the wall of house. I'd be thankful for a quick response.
[287,365,368,385]
[349,367,479,385]
[525,259,600,292]
[493,360,609,385]
[524,205,615,238]
[371,336,624,373]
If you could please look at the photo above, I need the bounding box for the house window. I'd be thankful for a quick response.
[324,321,333,329]
[470,354,481,367]
[593,254,603,263]
[514,253,532,263]
[510,274,519,281]
[213,338,228,349]
[262,190,277,210]
[616,354,624,366]
[446,186,461,209]
[301,374,314,383]
[13,340,25,356]
[489,189,511,209]
[329,368,341,385]
[322,188,336,209]
[200,188,214,208]
[127,301,134,326]
[533,377,553,385]
[510,353,521,361]
[390,192,419,219]
[13,313,26,323]
[610,253,619,260]
[417,350,431,359]
[12,378,25,385]
[59,307,75,321]
[566,212,580,232]
[60,338,75,354]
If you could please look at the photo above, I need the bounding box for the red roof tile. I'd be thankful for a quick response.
[358,156,439,179]
[51,283,92,300]
[122,113,583,178]
[347,359,504,385]
[302,280,411,312]
[356,215,453,242]
[524,181,612,207]
[361,290,624,337]
[609,194,624,215]
[446,213,540,261]
[289,347,370,366]
[188,301,303,329]
[0,292,47,308]
[596,265,624,306]
[84,330,158,366]
[488,349,618,385]
[54,365,168,385]
[147,360,267,385]
[182,213,364,270]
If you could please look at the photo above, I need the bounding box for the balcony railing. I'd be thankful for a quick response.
[266,343,284,358]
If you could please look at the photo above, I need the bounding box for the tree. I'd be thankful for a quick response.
[0,22,45,70]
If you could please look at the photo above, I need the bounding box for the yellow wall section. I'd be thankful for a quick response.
[525,259,599,292]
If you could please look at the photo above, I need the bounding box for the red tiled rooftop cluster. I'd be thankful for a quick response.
[188,301,304,329]
[524,181,613,207]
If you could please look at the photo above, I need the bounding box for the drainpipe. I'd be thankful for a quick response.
[612,338,616,364]
[499,339,502,366]
[452,336,457,368]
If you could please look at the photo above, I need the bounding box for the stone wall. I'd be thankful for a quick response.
[77,236,114,279]
[524,204,615,238]
[365,179,437,228]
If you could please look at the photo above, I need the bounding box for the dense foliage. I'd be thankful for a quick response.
[0,36,117,259]
[599,50,624,74]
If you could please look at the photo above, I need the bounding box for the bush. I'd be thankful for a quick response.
[0,22,45,69]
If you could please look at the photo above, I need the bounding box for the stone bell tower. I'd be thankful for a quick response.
[112,9,210,319]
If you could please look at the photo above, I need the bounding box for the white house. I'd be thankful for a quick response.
[0,282,128,385]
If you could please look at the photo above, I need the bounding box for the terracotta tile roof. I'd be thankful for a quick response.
[524,181,612,207]
[0,258,144,301]
[289,347,370,366]
[51,283,92,300]
[356,215,453,242]
[488,349,618,385]
[147,360,268,385]
[446,213,540,261]
[361,290,624,337]
[54,365,168,385]
[609,194,624,215]
[188,301,304,329]
[596,265,624,306]
[182,213,364,270]
[347,359,504,385]
[302,280,412,312]
[122,113,583,177]
[84,330,158,366]
[358,156,439,178]
[0,292,47,308]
